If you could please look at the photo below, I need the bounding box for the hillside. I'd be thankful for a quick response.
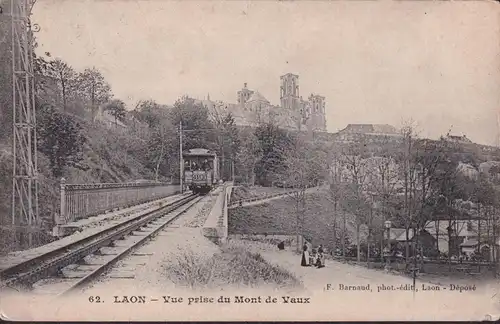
[0,118,159,250]
[0,4,172,253]
[228,192,361,251]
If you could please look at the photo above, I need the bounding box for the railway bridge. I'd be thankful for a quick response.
[0,179,235,296]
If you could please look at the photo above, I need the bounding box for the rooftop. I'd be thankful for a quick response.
[337,124,401,137]
[247,91,270,103]
[447,134,473,143]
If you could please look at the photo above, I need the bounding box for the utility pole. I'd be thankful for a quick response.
[10,0,39,249]
[231,159,235,182]
[179,121,183,193]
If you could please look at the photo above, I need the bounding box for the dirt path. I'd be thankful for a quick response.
[238,241,500,321]
[230,186,327,209]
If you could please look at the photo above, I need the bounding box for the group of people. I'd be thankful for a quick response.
[301,242,325,268]
[185,159,212,171]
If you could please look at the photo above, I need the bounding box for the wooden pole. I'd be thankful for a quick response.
[179,121,183,193]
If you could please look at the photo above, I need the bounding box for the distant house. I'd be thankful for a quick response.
[334,123,402,144]
[425,220,470,255]
[446,134,473,144]
[425,219,498,259]
[388,228,437,255]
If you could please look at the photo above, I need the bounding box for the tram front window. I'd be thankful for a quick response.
[202,159,212,171]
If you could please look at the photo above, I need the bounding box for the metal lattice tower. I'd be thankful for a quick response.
[497,109,500,147]
[10,0,39,247]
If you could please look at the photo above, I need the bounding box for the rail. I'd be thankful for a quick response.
[1,194,198,290]
[56,178,180,226]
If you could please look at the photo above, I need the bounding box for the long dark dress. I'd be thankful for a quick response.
[316,246,325,268]
[301,244,310,266]
[277,241,285,250]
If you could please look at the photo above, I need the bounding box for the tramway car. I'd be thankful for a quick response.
[183,148,220,194]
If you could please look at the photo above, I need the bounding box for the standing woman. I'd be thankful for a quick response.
[316,245,325,268]
[301,242,310,266]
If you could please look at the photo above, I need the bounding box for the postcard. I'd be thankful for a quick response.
[0,0,499,321]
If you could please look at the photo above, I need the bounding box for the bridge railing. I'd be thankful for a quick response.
[56,178,180,226]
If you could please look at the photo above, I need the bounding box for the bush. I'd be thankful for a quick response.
[37,104,86,178]
[163,243,302,290]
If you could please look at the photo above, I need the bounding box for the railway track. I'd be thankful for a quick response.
[0,193,202,295]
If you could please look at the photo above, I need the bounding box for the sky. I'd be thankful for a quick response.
[31,0,500,145]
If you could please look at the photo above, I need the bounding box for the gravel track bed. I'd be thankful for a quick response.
[0,195,186,268]
[184,193,219,228]
[82,193,222,295]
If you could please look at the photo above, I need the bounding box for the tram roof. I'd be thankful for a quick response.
[182,148,217,157]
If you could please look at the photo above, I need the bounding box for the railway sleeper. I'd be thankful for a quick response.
[131,231,149,236]
[3,250,91,290]
[62,270,93,279]
[2,194,199,291]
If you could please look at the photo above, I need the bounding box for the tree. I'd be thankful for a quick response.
[364,154,400,262]
[130,100,177,181]
[76,67,112,120]
[236,127,262,185]
[36,104,86,178]
[327,146,345,257]
[51,58,77,111]
[339,141,371,262]
[209,103,241,181]
[132,99,166,129]
[393,128,466,269]
[104,99,127,126]
[146,120,176,182]
[464,173,498,267]
[279,134,313,252]
[254,122,292,186]
[34,52,57,100]
[170,96,216,150]
[422,135,469,269]
[396,122,438,264]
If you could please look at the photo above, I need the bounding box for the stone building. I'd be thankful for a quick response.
[447,134,473,144]
[196,73,327,132]
[334,123,402,144]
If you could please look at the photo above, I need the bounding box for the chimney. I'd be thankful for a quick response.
[244,83,247,89]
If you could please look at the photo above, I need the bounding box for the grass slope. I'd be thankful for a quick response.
[228,192,359,250]
[231,186,291,201]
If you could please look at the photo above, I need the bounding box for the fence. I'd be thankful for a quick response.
[56,178,180,225]
[228,190,299,208]
[228,234,305,248]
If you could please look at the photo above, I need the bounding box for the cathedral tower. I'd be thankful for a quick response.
[308,94,327,131]
[237,83,254,105]
[280,73,300,110]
